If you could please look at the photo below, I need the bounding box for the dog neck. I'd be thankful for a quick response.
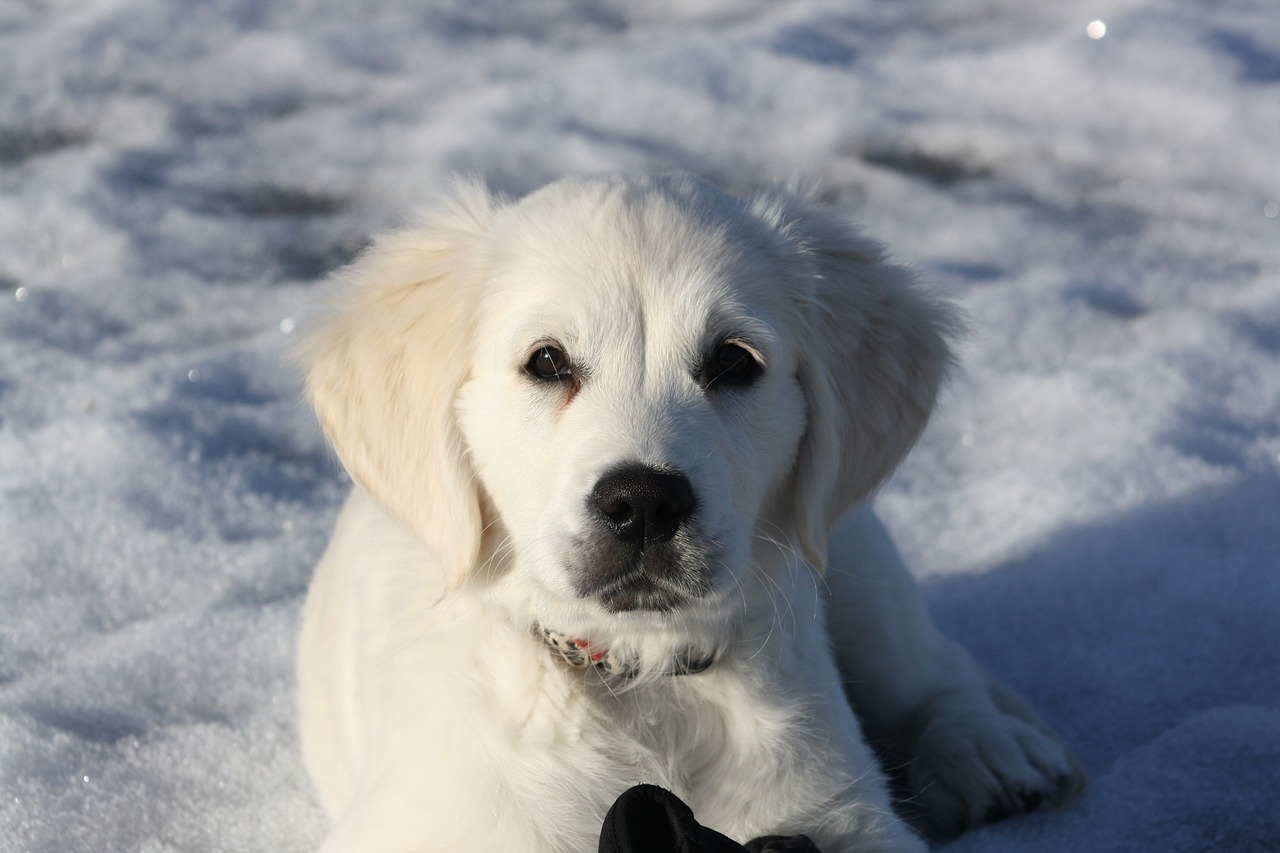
[535,624,716,681]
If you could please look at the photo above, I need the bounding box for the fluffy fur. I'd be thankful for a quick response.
[297,173,1085,852]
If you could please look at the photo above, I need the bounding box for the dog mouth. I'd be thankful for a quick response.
[569,541,718,614]
[565,522,727,607]
[589,575,696,614]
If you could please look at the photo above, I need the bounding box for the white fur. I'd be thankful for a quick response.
[297,173,1084,853]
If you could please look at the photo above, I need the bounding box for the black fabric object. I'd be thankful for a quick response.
[598,784,821,853]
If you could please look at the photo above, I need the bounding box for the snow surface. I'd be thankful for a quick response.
[2,1,1278,850]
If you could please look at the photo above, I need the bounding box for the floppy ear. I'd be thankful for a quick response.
[768,199,959,570]
[298,179,497,583]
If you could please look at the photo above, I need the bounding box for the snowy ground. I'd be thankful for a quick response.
[2,1,1278,850]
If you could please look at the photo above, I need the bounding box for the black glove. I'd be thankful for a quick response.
[598,784,821,853]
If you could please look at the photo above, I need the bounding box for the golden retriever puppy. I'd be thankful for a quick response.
[297,173,1084,852]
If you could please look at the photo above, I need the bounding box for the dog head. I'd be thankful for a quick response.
[302,173,955,631]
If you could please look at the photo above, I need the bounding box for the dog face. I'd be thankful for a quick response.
[303,173,954,631]
[457,177,809,619]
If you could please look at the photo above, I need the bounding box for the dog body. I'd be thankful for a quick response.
[298,174,1084,852]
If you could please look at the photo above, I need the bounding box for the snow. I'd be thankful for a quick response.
[1,0,1277,850]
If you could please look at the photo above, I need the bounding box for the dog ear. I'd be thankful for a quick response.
[299,179,497,584]
[766,198,959,570]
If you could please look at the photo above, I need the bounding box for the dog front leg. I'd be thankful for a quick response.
[823,508,1086,838]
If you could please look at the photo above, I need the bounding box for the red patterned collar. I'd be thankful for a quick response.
[536,625,715,680]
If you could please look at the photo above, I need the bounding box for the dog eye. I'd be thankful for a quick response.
[525,345,573,382]
[704,342,762,388]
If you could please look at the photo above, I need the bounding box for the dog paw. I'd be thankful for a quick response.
[902,689,1086,839]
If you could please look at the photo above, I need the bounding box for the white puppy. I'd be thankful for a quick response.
[297,173,1084,853]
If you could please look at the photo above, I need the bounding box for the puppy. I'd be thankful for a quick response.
[297,173,1084,852]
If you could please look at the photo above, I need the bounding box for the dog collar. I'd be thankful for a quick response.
[536,624,715,680]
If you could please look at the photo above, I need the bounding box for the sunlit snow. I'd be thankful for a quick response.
[2,1,1277,851]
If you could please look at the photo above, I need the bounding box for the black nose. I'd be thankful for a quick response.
[591,466,695,549]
